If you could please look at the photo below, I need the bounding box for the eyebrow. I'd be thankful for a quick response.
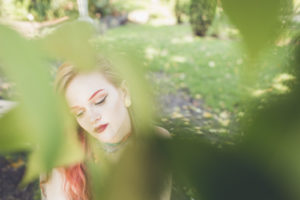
[71,106,83,110]
[88,89,103,101]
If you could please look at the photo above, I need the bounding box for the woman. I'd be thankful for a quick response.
[40,58,171,200]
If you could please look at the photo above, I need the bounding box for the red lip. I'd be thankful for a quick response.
[94,123,108,134]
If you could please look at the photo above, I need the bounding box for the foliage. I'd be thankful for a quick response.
[206,6,239,39]
[174,0,190,24]
[0,21,97,181]
[110,0,151,13]
[88,0,152,18]
[29,0,51,21]
[0,0,30,20]
[189,0,217,36]
[222,0,294,56]
[0,0,300,199]
[89,0,111,17]
[1,0,78,21]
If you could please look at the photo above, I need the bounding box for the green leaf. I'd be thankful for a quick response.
[221,0,293,55]
[0,24,84,182]
[37,21,97,70]
[0,107,33,152]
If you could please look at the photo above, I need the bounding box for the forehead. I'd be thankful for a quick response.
[65,72,115,105]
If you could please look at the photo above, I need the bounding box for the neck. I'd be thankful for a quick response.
[102,132,132,153]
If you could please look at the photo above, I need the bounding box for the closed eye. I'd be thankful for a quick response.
[76,110,85,117]
[95,95,107,105]
[71,106,85,118]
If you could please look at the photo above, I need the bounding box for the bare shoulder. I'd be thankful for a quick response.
[40,168,69,200]
[155,126,171,139]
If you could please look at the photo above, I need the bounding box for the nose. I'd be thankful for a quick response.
[88,110,102,124]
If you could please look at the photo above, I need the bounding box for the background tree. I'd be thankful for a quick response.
[174,0,190,24]
[189,0,217,36]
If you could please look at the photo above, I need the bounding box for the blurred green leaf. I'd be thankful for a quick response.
[0,107,32,152]
[37,21,97,71]
[0,24,83,182]
[221,0,293,55]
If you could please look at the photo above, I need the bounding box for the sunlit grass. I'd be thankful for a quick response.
[97,24,292,112]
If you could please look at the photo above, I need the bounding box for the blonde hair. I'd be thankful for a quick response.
[55,58,122,93]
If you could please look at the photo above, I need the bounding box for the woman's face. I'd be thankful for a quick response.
[65,71,132,144]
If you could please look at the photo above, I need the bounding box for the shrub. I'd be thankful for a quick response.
[174,0,190,24]
[0,0,77,21]
[89,0,112,17]
[29,0,51,21]
[206,7,239,39]
[189,0,217,37]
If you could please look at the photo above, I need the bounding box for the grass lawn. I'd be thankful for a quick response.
[96,23,293,113]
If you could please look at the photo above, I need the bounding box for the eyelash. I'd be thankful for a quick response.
[76,111,84,117]
[75,95,107,117]
[95,95,107,105]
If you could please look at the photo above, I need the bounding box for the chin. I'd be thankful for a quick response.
[97,134,118,144]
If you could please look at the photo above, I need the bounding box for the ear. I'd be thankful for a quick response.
[120,80,131,107]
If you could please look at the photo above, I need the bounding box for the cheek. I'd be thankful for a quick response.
[104,93,126,124]
[76,117,92,133]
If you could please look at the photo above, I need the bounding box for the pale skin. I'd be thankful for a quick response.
[65,72,132,144]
